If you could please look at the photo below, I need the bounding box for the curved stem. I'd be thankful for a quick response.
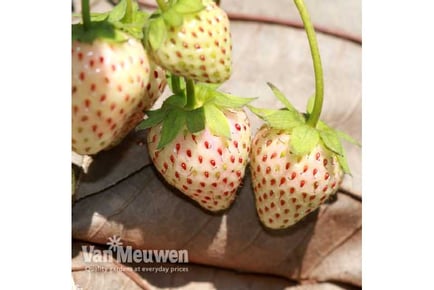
[294,0,324,128]
[156,0,168,11]
[136,1,362,44]
[81,0,91,30]
[185,78,196,109]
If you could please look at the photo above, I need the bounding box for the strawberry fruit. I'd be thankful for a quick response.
[139,80,253,211]
[72,35,150,154]
[145,0,232,84]
[248,84,357,229]
[148,109,250,211]
[109,62,167,148]
[72,0,166,155]
[250,125,344,229]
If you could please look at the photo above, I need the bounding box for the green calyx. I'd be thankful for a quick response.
[72,0,148,43]
[145,0,205,50]
[137,77,254,149]
[248,83,359,175]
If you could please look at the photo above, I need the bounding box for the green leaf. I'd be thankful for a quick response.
[162,9,183,27]
[213,92,255,108]
[290,125,320,156]
[316,120,355,174]
[108,0,127,22]
[266,110,305,130]
[112,22,140,39]
[148,17,167,50]
[194,84,216,106]
[336,129,361,146]
[125,8,148,39]
[173,0,205,14]
[319,129,343,156]
[267,82,299,114]
[247,105,280,118]
[186,107,205,133]
[72,21,127,43]
[317,120,361,147]
[306,94,315,114]
[162,93,187,108]
[158,109,186,149]
[71,12,109,22]
[337,151,351,175]
[248,105,304,130]
[198,83,221,90]
[204,104,231,139]
[136,109,168,130]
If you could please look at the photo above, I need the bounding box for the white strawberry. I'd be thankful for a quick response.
[148,109,250,211]
[248,83,357,229]
[72,34,152,155]
[109,62,167,148]
[139,81,254,211]
[250,125,343,228]
[72,0,166,154]
[146,0,232,83]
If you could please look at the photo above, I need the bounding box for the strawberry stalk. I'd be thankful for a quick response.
[171,75,182,95]
[185,78,197,110]
[124,0,133,23]
[81,0,91,30]
[294,0,324,128]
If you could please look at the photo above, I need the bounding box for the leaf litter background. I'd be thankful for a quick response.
[72,0,362,289]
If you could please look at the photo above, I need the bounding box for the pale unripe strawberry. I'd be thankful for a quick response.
[250,126,343,229]
[137,62,168,112]
[72,34,154,155]
[147,109,251,211]
[149,0,232,83]
[247,83,356,229]
[109,63,167,148]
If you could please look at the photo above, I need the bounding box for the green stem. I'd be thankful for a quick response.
[171,75,182,95]
[81,0,91,30]
[294,0,324,128]
[123,0,133,23]
[185,78,196,109]
[156,0,168,11]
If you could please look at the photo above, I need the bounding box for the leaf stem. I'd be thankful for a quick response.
[185,78,196,109]
[156,0,168,11]
[294,0,324,128]
[81,0,91,30]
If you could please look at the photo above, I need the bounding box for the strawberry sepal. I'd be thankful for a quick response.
[249,83,357,175]
[72,0,148,43]
[137,82,253,149]
[145,0,205,50]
